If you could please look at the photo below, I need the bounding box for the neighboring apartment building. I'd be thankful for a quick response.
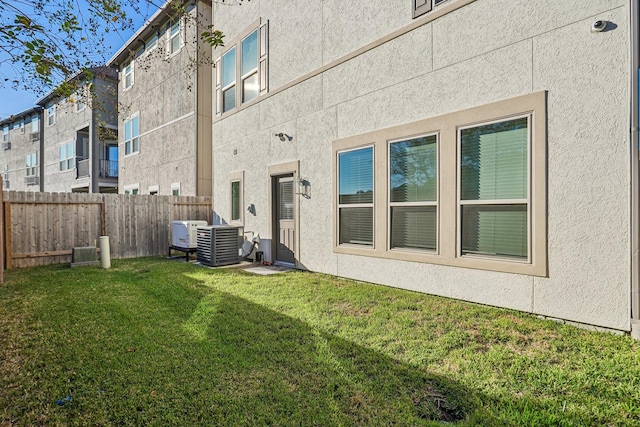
[35,67,119,193]
[107,0,213,196]
[211,0,640,335]
[0,107,44,192]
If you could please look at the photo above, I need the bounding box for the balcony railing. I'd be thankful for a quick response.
[77,158,89,178]
[100,159,118,178]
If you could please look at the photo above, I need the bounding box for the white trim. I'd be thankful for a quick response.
[138,111,194,138]
[148,184,159,195]
[171,182,181,196]
[123,183,140,195]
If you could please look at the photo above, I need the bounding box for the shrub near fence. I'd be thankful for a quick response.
[3,191,212,268]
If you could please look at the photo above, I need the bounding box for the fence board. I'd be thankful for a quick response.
[2,192,212,268]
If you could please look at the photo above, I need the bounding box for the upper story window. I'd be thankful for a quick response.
[413,0,450,18]
[216,21,268,116]
[124,114,140,155]
[171,182,181,196]
[146,33,158,53]
[19,121,24,133]
[31,115,39,134]
[26,153,37,176]
[59,142,74,171]
[47,106,55,126]
[2,126,8,143]
[168,20,182,56]
[75,88,86,112]
[124,184,139,195]
[123,61,134,90]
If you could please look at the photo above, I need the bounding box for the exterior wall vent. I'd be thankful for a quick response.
[2,142,10,150]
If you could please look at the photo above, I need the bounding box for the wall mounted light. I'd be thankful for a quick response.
[297,178,311,199]
[274,132,293,142]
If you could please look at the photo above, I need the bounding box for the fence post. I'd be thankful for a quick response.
[0,177,3,283]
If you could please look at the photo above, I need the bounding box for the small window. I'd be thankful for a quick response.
[149,185,159,195]
[231,180,241,221]
[337,146,374,246]
[47,106,55,126]
[26,153,37,176]
[59,142,74,171]
[123,61,134,89]
[145,33,158,53]
[171,182,181,196]
[413,0,450,18]
[124,115,140,155]
[168,20,182,55]
[124,184,139,195]
[75,88,86,112]
[31,115,39,133]
[241,30,259,103]
[2,126,8,143]
[221,47,237,112]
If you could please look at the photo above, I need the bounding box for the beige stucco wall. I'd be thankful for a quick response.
[117,1,212,196]
[212,0,631,330]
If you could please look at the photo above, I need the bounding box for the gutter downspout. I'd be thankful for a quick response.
[630,0,640,340]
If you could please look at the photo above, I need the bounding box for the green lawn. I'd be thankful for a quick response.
[1,258,640,426]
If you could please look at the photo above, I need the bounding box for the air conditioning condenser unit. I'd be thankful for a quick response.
[196,226,242,267]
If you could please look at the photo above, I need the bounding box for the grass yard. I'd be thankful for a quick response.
[1,258,640,426]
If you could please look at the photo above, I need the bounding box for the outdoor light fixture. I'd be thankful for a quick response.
[274,132,292,141]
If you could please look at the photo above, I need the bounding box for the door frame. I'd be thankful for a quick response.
[268,160,299,267]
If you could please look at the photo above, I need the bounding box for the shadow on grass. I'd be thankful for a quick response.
[172,289,485,425]
[1,261,612,425]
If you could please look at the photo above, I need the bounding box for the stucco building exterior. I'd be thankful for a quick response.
[36,67,119,193]
[0,107,44,192]
[211,0,640,334]
[108,0,213,196]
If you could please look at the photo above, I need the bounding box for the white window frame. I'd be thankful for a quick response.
[2,125,8,143]
[26,152,37,176]
[124,183,140,195]
[148,185,159,195]
[31,115,39,134]
[167,19,183,57]
[75,87,86,112]
[124,114,140,156]
[59,141,75,171]
[47,106,55,126]
[171,182,181,196]
[19,121,24,133]
[123,61,134,90]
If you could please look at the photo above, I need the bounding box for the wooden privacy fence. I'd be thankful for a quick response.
[3,191,212,269]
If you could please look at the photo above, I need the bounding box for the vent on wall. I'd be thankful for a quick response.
[196,226,242,267]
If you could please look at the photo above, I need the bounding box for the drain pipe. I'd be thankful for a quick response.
[630,0,640,339]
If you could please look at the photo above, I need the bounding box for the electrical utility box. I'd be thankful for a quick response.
[171,220,208,248]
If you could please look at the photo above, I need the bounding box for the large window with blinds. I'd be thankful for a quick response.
[459,116,529,260]
[389,134,438,251]
[333,91,546,276]
[338,146,374,246]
